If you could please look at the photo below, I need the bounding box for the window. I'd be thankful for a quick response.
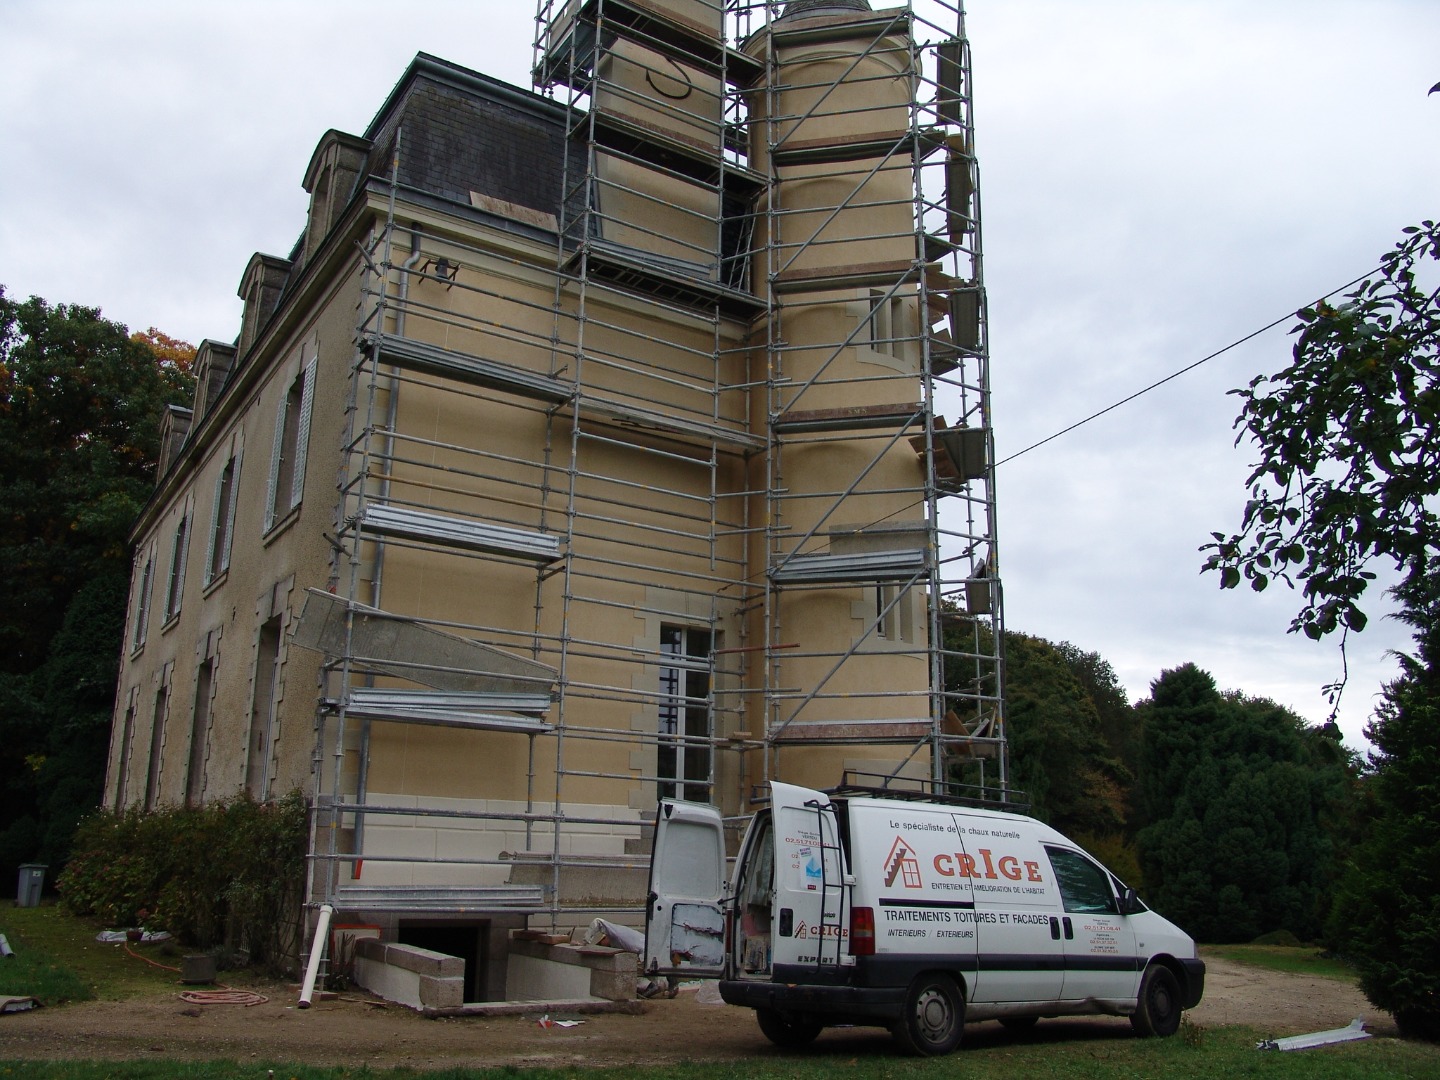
[185,657,214,807]
[113,689,138,810]
[265,353,316,532]
[875,584,914,642]
[144,681,169,811]
[658,624,713,802]
[205,452,241,585]
[130,552,154,653]
[864,288,907,358]
[246,615,284,800]
[163,514,189,622]
[1046,847,1118,915]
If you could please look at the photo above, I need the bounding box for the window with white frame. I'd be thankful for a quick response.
[852,288,910,371]
[875,583,915,643]
[130,550,154,653]
[658,624,714,802]
[205,451,241,586]
[265,348,317,532]
[163,513,190,622]
[864,288,908,359]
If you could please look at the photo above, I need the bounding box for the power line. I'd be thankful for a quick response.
[994,267,1382,468]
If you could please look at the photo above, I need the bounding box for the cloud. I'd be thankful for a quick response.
[2,0,1434,748]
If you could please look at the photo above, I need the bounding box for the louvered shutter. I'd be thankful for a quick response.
[290,356,317,510]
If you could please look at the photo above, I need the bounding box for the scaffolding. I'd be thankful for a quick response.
[304,0,1005,947]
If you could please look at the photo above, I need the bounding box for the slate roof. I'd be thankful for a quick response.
[364,53,568,218]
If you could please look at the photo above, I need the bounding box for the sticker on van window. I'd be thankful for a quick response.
[804,853,823,890]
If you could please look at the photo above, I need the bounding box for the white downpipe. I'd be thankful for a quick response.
[298,903,335,1009]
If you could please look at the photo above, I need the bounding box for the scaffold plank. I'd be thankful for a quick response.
[771,548,928,585]
[773,402,923,434]
[360,504,562,563]
[372,333,573,404]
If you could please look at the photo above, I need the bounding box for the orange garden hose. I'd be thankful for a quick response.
[123,941,270,1006]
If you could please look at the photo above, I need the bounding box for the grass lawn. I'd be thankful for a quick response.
[0,901,184,1003]
[3,905,1437,1079]
[1204,943,1360,982]
[1,1026,1438,1080]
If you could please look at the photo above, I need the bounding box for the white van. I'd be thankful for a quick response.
[644,779,1204,1055]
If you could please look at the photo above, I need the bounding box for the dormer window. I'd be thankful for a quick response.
[191,340,237,425]
[157,404,193,478]
[236,253,292,358]
[301,130,372,265]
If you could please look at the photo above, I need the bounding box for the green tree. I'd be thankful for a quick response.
[1136,664,1351,943]
[0,288,194,887]
[1202,222,1440,653]
[1053,640,1142,793]
[992,633,1131,839]
[1327,565,1440,1041]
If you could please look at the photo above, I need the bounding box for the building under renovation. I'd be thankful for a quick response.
[108,0,1005,1003]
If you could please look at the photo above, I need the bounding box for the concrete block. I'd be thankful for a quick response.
[506,951,592,1000]
[419,974,465,1009]
[584,948,631,974]
[354,955,421,1011]
[385,943,464,978]
[589,967,634,1001]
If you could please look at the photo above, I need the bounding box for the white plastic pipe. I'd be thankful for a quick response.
[297,903,335,1009]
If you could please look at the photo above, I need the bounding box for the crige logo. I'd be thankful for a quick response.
[884,836,923,888]
[794,920,848,940]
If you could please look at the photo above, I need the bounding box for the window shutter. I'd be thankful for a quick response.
[204,469,224,585]
[265,391,287,533]
[176,517,189,611]
[167,515,189,618]
[221,450,241,571]
[290,356,317,510]
[132,554,153,650]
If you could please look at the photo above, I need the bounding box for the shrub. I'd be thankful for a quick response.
[1325,567,1440,1042]
[56,791,307,972]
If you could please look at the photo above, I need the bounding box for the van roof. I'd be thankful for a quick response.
[825,786,1073,846]
[827,779,1031,815]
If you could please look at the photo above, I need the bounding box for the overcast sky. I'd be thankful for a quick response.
[3,1,1436,751]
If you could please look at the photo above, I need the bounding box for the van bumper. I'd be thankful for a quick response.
[719,979,905,1021]
[1179,958,1206,1009]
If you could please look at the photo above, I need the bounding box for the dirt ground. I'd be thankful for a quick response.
[0,957,1394,1069]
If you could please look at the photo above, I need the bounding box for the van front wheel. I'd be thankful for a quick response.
[1130,963,1181,1037]
[755,1007,823,1048]
[892,973,964,1056]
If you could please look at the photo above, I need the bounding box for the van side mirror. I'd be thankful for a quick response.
[1119,887,1142,915]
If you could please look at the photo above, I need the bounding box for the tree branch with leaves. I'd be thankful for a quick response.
[1203,222,1440,653]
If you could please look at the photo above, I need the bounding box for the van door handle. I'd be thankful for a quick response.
[1049,917,1060,940]
[1063,917,1073,940]
[779,908,794,937]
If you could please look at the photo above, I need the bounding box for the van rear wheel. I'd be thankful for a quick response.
[1130,963,1181,1037]
[892,973,964,1056]
[755,1007,823,1048]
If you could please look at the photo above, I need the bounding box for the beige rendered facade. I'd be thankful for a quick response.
[107,0,1004,999]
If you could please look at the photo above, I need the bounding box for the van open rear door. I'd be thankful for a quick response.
[769,781,851,972]
[644,798,727,978]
